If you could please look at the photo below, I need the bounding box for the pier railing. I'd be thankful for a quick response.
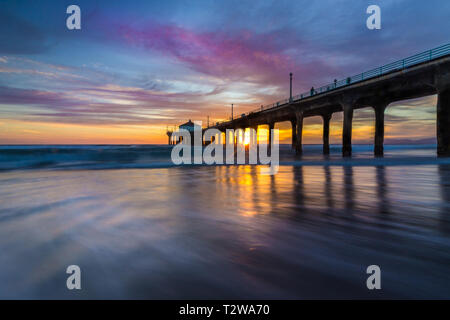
[215,43,450,126]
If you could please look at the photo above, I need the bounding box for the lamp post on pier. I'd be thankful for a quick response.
[289,72,293,102]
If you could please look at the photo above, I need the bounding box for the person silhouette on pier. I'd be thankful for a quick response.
[310,87,315,96]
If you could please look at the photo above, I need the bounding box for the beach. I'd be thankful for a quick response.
[0,145,449,299]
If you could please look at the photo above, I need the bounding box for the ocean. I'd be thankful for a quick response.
[0,144,449,298]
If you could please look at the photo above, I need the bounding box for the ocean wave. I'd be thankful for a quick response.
[0,144,447,171]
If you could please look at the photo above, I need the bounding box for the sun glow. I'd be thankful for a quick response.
[243,129,250,145]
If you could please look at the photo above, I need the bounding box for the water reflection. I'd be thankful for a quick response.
[0,163,450,299]
[439,164,450,234]
[376,166,390,215]
[344,166,354,211]
[293,166,305,212]
[324,166,334,210]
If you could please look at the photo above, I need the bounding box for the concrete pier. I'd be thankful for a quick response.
[268,122,274,154]
[290,119,297,150]
[437,89,450,156]
[342,103,353,157]
[374,104,387,157]
[322,114,331,155]
[205,46,450,157]
[295,111,303,155]
[166,130,173,145]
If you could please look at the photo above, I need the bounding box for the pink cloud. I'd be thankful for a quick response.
[117,23,296,83]
[0,85,215,125]
[111,22,346,102]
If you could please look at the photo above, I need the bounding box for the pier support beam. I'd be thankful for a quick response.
[250,125,258,145]
[342,104,354,157]
[291,119,297,150]
[322,114,332,155]
[268,122,275,154]
[374,104,388,157]
[290,119,297,150]
[295,111,304,155]
[437,89,450,157]
[268,122,274,145]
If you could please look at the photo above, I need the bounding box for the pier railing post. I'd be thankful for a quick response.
[322,113,332,155]
[437,89,450,157]
[295,111,304,155]
[342,103,354,157]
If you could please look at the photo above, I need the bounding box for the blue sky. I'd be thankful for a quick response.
[0,0,449,143]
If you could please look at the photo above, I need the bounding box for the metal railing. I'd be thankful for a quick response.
[214,43,450,126]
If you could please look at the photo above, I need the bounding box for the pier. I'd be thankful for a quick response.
[205,43,450,157]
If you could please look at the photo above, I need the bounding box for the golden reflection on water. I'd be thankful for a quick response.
[1,164,450,298]
[198,164,448,226]
[207,165,388,216]
[1,165,447,230]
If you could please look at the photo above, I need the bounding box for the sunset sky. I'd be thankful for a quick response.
[0,0,449,144]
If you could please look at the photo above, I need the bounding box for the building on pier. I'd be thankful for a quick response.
[167,120,202,145]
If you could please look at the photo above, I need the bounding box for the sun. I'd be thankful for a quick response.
[243,130,250,145]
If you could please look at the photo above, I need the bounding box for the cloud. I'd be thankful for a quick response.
[1,0,448,143]
[111,21,341,95]
[117,23,292,81]
[0,84,213,125]
[0,11,51,54]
